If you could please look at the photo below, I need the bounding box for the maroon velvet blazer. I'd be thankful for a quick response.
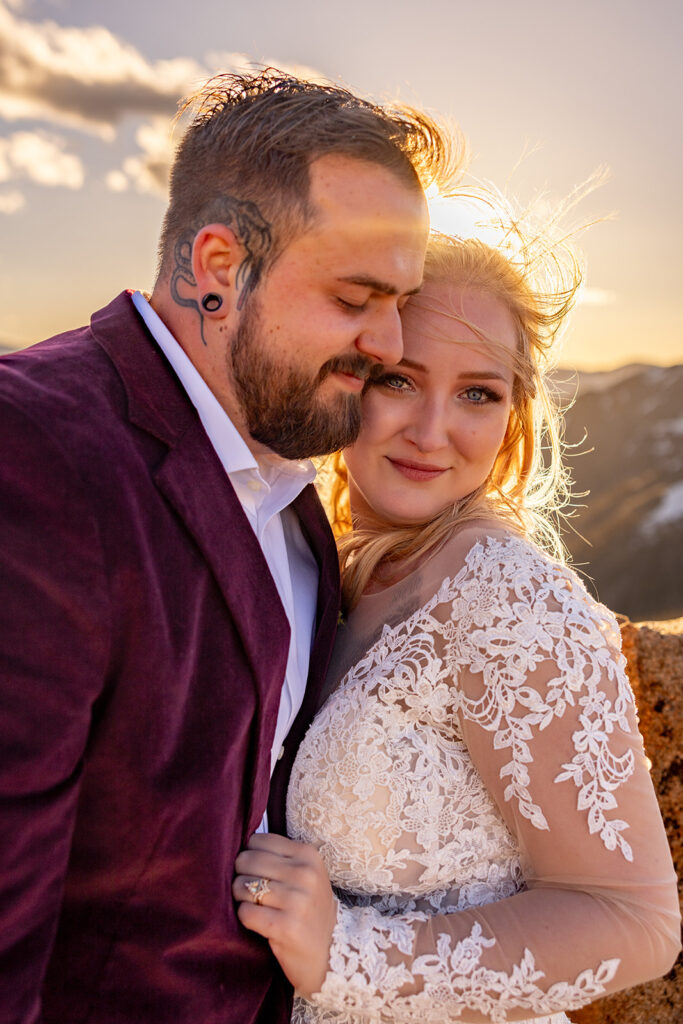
[0,292,340,1024]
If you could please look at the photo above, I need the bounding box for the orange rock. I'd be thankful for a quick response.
[569,618,682,1024]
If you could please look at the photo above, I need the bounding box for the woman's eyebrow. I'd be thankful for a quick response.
[396,361,511,382]
[398,357,428,371]
[457,370,509,381]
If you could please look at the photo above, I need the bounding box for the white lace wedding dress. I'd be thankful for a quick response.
[287,526,680,1023]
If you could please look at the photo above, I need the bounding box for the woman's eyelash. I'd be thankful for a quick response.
[375,372,413,390]
[371,377,504,401]
[463,385,503,404]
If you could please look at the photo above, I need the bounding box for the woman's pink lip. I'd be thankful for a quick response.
[388,458,448,480]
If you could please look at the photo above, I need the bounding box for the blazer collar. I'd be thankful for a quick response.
[91,290,290,730]
[91,292,340,833]
[90,290,197,446]
[266,485,341,834]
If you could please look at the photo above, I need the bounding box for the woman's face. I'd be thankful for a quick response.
[344,282,518,527]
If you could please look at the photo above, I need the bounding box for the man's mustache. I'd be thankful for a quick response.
[318,355,376,384]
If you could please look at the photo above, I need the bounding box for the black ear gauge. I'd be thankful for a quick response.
[201,293,223,312]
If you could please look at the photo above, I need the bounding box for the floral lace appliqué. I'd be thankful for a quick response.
[444,540,636,859]
[287,534,637,1023]
[307,910,618,1024]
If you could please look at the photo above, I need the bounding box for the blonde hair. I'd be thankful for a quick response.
[317,218,583,611]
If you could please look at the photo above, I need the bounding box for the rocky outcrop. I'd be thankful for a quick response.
[570,618,682,1024]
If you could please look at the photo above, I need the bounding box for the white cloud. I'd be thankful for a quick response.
[0,188,25,213]
[106,117,174,197]
[0,3,330,139]
[120,153,164,196]
[0,2,204,136]
[0,129,84,188]
[105,169,128,192]
[0,5,331,204]
[103,57,331,197]
[205,52,328,85]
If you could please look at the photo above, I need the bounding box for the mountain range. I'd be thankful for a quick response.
[557,363,683,622]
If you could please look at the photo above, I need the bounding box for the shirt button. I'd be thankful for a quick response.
[277,745,285,761]
[248,479,262,492]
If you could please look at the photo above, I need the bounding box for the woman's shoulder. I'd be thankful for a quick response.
[432,520,547,577]
[428,524,630,684]
[433,521,612,615]
[436,520,574,583]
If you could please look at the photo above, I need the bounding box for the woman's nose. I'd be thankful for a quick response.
[404,401,450,453]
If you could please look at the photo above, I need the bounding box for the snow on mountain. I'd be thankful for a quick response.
[642,480,683,533]
[560,364,683,621]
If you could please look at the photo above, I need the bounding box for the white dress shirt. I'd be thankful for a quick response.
[132,291,319,831]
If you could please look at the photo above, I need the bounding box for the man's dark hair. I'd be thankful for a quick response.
[158,68,461,290]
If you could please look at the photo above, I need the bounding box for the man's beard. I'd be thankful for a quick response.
[229,296,372,460]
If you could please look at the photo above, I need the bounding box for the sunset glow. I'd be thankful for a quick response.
[0,0,680,371]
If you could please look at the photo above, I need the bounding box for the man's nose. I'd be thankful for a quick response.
[354,306,403,367]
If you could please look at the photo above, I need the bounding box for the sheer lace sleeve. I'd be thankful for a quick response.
[305,534,680,1023]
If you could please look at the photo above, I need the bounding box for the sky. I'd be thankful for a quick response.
[0,0,681,370]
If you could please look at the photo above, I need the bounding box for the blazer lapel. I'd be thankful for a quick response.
[267,485,341,833]
[293,484,341,706]
[153,428,290,690]
[92,293,342,835]
[91,293,291,828]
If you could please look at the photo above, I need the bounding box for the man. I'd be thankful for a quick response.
[0,70,452,1023]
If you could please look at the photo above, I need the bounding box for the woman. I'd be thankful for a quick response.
[234,231,681,1022]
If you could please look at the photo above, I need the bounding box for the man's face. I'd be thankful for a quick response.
[227,154,430,459]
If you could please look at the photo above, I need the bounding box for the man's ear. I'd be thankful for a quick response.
[191,223,246,318]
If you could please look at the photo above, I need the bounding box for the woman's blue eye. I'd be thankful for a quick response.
[463,386,500,404]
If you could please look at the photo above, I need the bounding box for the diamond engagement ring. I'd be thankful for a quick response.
[245,877,271,905]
